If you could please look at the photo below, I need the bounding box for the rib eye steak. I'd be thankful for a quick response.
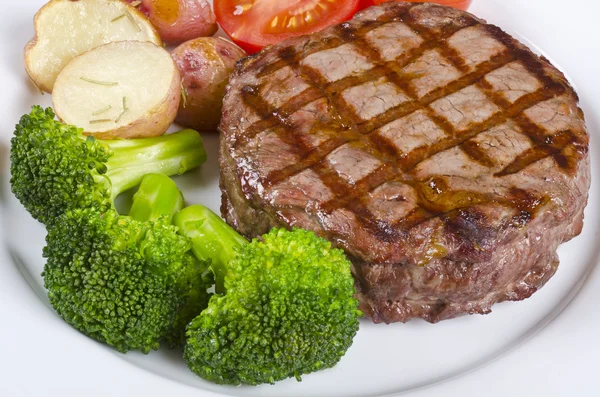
[218,2,590,323]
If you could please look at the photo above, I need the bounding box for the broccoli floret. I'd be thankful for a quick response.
[42,174,212,353]
[10,106,206,226]
[175,205,361,385]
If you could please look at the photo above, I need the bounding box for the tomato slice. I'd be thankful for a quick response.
[359,0,472,11]
[214,0,361,54]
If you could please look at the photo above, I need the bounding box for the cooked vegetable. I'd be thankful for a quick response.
[172,37,247,131]
[138,0,218,44]
[213,0,361,53]
[9,106,206,226]
[175,205,361,385]
[24,0,160,93]
[52,41,180,139]
[42,174,212,353]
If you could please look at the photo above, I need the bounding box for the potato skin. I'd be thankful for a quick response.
[141,0,218,44]
[172,37,247,132]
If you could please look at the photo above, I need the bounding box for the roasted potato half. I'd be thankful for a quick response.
[25,0,161,93]
[52,41,180,139]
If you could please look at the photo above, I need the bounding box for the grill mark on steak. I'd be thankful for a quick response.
[475,24,585,175]
[475,78,580,177]
[242,87,325,138]
[236,5,581,240]
[399,85,564,172]
[483,25,556,89]
[290,20,492,236]
[254,30,516,180]
[254,4,417,78]
[460,140,497,167]
[497,128,578,176]
[399,8,472,75]
[240,61,400,240]
[221,2,590,323]
[338,18,462,141]
[238,4,571,240]
[236,6,476,148]
[257,49,521,186]
[312,160,401,240]
[273,83,561,232]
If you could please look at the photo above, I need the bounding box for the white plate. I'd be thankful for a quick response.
[1,1,599,396]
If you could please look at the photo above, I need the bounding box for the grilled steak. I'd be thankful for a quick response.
[218,2,590,323]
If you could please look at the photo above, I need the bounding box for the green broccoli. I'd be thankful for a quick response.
[42,174,212,353]
[10,106,206,226]
[174,205,361,385]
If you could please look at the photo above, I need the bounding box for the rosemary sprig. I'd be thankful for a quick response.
[114,109,128,123]
[115,97,129,123]
[80,77,118,86]
[91,105,112,116]
[89,119,112,124]
[125,10,141,32]
[110,14,125,22]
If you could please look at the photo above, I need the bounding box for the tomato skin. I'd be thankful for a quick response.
[359,0,472,11]
[358,0,376,9]
[214,0,361,54]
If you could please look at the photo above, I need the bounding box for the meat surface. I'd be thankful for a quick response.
[218,2,590,323]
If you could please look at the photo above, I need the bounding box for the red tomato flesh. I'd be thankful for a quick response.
[214,0,361,54]
[360,0,472,11]
[358,0,376,10]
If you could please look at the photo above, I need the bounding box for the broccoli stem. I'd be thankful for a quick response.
[174,205,248,294]
[101,129,207,202]
[129,174,184,223]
